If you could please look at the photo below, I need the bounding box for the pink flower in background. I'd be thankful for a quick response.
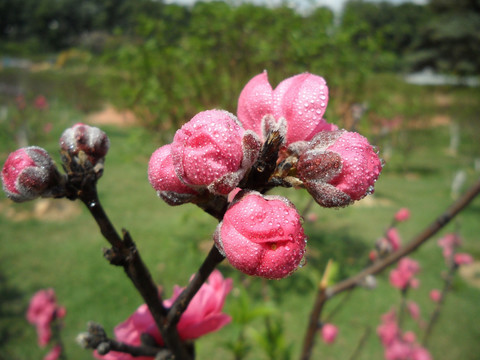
[377,310,399,346]
[170,110,260,195]
[44,345,62,360]
[406,301,420,321]
[429,289,441,302]
[2,147,59,202]
[95,270,232,360]
[34,95,49,110]
[403,331,416,343]
[148,144,198,206]
[386,227,402,251]
[437,233,461,260]
[411,346,433,360]
[26,289,66,347]
[377,309,432,360]
[214,191,307,279]
[389,257,420,290]
[454,253,473,266]
[321,323,338,344]
[394,208,410,222]
[237,71,336,144]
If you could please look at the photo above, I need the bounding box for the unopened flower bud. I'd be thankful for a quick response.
[171,110,260,195]
[59,123,110,169]
[2,146,63,202]
[214,191,307,279]
[148,144,198,205]
[321,323,338,344]
[394,208,410,222]
[297,130,382,207]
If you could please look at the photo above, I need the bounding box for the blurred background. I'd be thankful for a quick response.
[0,0,479,359]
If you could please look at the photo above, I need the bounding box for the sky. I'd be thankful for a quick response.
[163,0,428,14]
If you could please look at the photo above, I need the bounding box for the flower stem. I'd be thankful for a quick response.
[79,182,192,360]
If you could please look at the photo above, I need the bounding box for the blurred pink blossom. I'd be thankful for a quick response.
[437,233,461,260]
[377,310,399,346]
[377,309,432,360]
[26,289,66,347]
[429,289,441,303]
[34,95,49,110]
[454,253,474,266]
[95,270,232,360]
[44,345,62,360]
[386,227,402,251]
[389,258,420,290]
[406,301,420,320]
[321,323,338,344]
[394,208,410,222]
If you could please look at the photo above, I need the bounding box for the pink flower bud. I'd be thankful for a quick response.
[394,208,410,222]
[171,110,260,195]
[34,95,49,110]
[297,130,382,207]
[403,331,416,343]
[407,301,420,320]
[148,144,198,205]
[26,289,65,347]
[59,123,110,166]
[2,147,60,202]
[44,345,62,360]
[214,191,307,279]
[429,289,441,303]
[321,323,338,344]
[325,131,383,201]
[386,227,401,251]
[389,257,420,290]
[411,346,433,360]
[237,71,336,145]
[454,253,473,266]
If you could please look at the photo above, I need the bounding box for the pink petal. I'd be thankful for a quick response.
[237,71,274,138]
[273,73,331,144]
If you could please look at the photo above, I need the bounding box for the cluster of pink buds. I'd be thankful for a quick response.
[26,289,66,360]
[437,233,473,267]
[147,71,383,279]
[377,309,431,360]
[2,123,111,204]
[389,257,420,291]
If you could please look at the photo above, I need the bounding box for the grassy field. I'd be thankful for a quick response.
[0,68,479,360]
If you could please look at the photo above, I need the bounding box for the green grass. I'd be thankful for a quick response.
[1,69,480,360]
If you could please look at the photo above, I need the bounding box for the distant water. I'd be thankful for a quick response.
[404,68,479,87]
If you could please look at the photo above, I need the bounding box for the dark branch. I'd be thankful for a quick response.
[300,177,480,360]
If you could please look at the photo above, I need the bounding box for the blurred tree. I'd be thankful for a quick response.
[408,0,480,75]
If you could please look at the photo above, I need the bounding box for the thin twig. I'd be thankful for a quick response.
[79,183,192,360]
[348,326,371,360]
[422,264,457,346]
[300,177,480,360]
